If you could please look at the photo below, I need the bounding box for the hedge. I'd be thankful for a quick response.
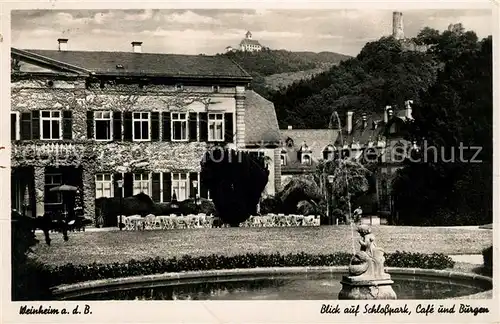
[15,251,454,300]
[482,246,492,275]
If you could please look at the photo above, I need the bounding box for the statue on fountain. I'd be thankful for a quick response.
[338,224,397,300]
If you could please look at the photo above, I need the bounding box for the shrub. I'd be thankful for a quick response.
[482,246,492,275]
[259,196,281,215]
[36,251,454,291]
[384,251,455,269]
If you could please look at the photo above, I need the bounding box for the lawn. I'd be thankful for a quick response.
[31,226,493,266]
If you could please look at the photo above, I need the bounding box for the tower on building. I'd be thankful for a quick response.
[245,31,252,39]
[392,11,404,40]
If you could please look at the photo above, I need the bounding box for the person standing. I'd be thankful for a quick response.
[353,206,363,224]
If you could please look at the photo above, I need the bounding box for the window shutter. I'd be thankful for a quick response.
[62,111,73,140]
[224,113,234,143]
[162,172,172,202]
[151,112,160,141]
[123,172,133,197]
[152,173,161,202]
[113,173,123,198]
[162,112,171,141]
[113,111,122,141]
[123,112,133,141]
[31,111,40,140]
[11,113,17,141]
[200,172,209,199]
[86,111,94,139]
[199,112,208,142]
[188,112,198,142]
[21,113,32,140]
[189,172,198,198]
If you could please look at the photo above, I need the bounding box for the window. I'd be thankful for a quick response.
[133,173,151,196]
[172,173,188,201]
[45,174,62,205]
[171,113,188,141]
[323,145,335,160]
[94,111,113,140]
[280,154,287,166]
[133,112,150,141]
[301,154,311,165]
[11,112,19,140]
[95,174,113,198]
[212,85,220,93]
[40,110,62,140]
[208,113,224,141]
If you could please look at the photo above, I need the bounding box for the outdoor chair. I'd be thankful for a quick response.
[123,216,134,231]
[144,214,156,230]
[314,216,321,226]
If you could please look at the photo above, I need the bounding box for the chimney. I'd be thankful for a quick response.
[362,113,368,128]
[384,106,392,123]
[131,41,143,53]
[405,100,414,119]
[287,125,293,130]
[57,38,68,51]
[346,111,353,134]
[392,12,404,40]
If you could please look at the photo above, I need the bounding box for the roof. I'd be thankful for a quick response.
[338,112,386,147]
[13,48,252,80]
[280,129,339,173]
[240,39,262,46]
[244,90,281,147]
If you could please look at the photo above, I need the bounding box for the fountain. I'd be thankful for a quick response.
[338,224,397,299]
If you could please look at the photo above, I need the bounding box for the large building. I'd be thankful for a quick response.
[239,31,263,52]
[11,39,281,223]
[279,102,415,218]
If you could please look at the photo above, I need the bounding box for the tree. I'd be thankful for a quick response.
[200,148,269,227]
[392,34,492,225]
[316,159,370,220]
[270,34,437,128]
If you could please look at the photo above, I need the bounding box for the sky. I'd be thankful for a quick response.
[11,9,492,56]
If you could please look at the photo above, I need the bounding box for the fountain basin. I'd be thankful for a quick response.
[51,267,492,300]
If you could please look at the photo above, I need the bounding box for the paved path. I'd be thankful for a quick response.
[449,254,484,265]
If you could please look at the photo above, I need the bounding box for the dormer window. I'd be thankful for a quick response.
[285,137,294,148]
[301,154,311,165]
[175,84,183,91]
[323,145,335,160]
[116,64,124,69]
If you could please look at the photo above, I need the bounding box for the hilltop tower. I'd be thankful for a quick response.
[392,11,404,40]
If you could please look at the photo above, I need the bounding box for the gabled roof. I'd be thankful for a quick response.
[244,90,281,147]
[240,39,262,46]
[12,48,252,81]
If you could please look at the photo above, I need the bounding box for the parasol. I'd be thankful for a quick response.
[22,186,30,216]
[49,184,78,220]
